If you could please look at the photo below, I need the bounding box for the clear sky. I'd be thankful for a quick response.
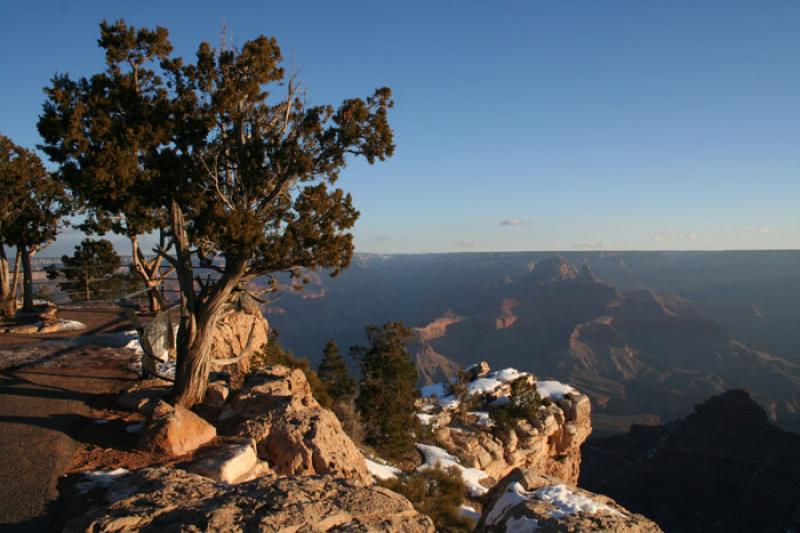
[1,0,798,255]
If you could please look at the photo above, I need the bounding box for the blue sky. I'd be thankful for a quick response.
[1,0,798,255]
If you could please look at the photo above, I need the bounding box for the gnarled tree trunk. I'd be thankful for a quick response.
[130,234,169,313]
[0,247,21,317]
[20,246,35,313]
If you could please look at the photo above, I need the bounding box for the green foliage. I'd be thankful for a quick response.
[252,329,334,409]
[37,19,395,405]
[353,321,418,460]
[46,238,137,301]
[318,338,356,401]
[489,376,543,434]
[381,467,475,532]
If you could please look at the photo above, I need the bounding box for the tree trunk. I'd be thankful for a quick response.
[21,247,35,313]
[130,235,166,313]
[0,247,21,317]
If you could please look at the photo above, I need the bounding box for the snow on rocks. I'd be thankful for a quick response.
[416,443,490,496]
[535,380,577,400]
[74,468,130,494]
[478,469,662,532]
[459,504,481,522]
[366,459,402,481]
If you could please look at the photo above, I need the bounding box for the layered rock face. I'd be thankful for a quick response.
[476,469,662,532]
[225,365,373,485]
[420,363,592,485]
[66,467,434,532]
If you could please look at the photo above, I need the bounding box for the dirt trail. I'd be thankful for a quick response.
[0,306,139,531]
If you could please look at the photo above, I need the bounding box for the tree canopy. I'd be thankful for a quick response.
[318,338,356,401]
[38,20,395,406]
[353,321,418,459]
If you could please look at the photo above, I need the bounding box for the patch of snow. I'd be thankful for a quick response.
[485,481,532,525]
[74,468,129,493]
[416,413,435,426]
[469,411,494,427]
[32,299,53,306]
[535,380,576,400]
[459,504,481,522]
[53,319,86,331]
[533,484,622,519]
[125,422,144,434]
[365,459,402,481]
[493,368,528,383]
[467,377,503,396]
[416,443,490,497]
[505,515,540,532]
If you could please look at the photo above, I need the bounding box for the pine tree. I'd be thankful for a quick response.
[352,322,418,459]
[49,239,123,301]
[318,339,356,401]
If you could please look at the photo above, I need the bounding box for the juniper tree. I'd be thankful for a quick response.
[318,339,356,401]
[37,21,173,313]
[352,322,418,459]
[0,135,67,313]
[39,20,394,407]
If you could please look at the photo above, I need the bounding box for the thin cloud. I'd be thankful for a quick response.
[499,219,530,227]
[374,235,391,242]
[457,239,484,248]
[572,242,604,249]
[687,232,698,241]
[650,229,677,243]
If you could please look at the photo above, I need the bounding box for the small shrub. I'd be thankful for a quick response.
[381,467,475,532]
[332,398,365,444]
[489,376,543,434]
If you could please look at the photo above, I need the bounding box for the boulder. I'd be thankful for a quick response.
[65,467,435,532]
[188,439,271,484]
[209,293,269,385]
[117,382,171,414]
[477,469,662,532]
[138,400,216,457]
[228,366,373,486]
[202,380,230,409]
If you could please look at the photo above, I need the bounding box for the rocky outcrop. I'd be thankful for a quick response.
[421,364,592,485]
[225,365,372,486]
[65,467,435,532]
[412,313,464,386]
[476,469,662,532]
[137,400,216,457]
[495,298,518,330]
[209,293,269,385]
[188,438,271,484]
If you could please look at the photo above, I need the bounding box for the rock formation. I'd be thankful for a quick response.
[65,467,435,532]
[412,313,464,386]
[225,365,373,485]
[137,400,217,457]
[476,469,662,532]
[419,363,592,485]
[209,293,269,385]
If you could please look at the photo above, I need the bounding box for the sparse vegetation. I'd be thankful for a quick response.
[380,467,475,532]
[489,376,543,434]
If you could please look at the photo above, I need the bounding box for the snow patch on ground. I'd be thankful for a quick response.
[535,381,576,400]
[74,468,129,493]
[469,411,494,427]
[416,413,435,426]
[52,319,86,331]
[505,515,540,532]
[416,443,490,496]
[533,484,622,519]
[485,481,623,526]
[365,459,402,481]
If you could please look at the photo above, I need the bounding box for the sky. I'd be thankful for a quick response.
[1,0,798,256]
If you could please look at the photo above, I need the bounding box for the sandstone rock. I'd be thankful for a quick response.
[138,400,216,457]
[189,439,271,484]
[433,390,591,485]
[477,469,662,532]
[466,361,492,381]
[65,467,435,532]
[209,293,269,385]
[203,380,230,409]
[228,366,372,486]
